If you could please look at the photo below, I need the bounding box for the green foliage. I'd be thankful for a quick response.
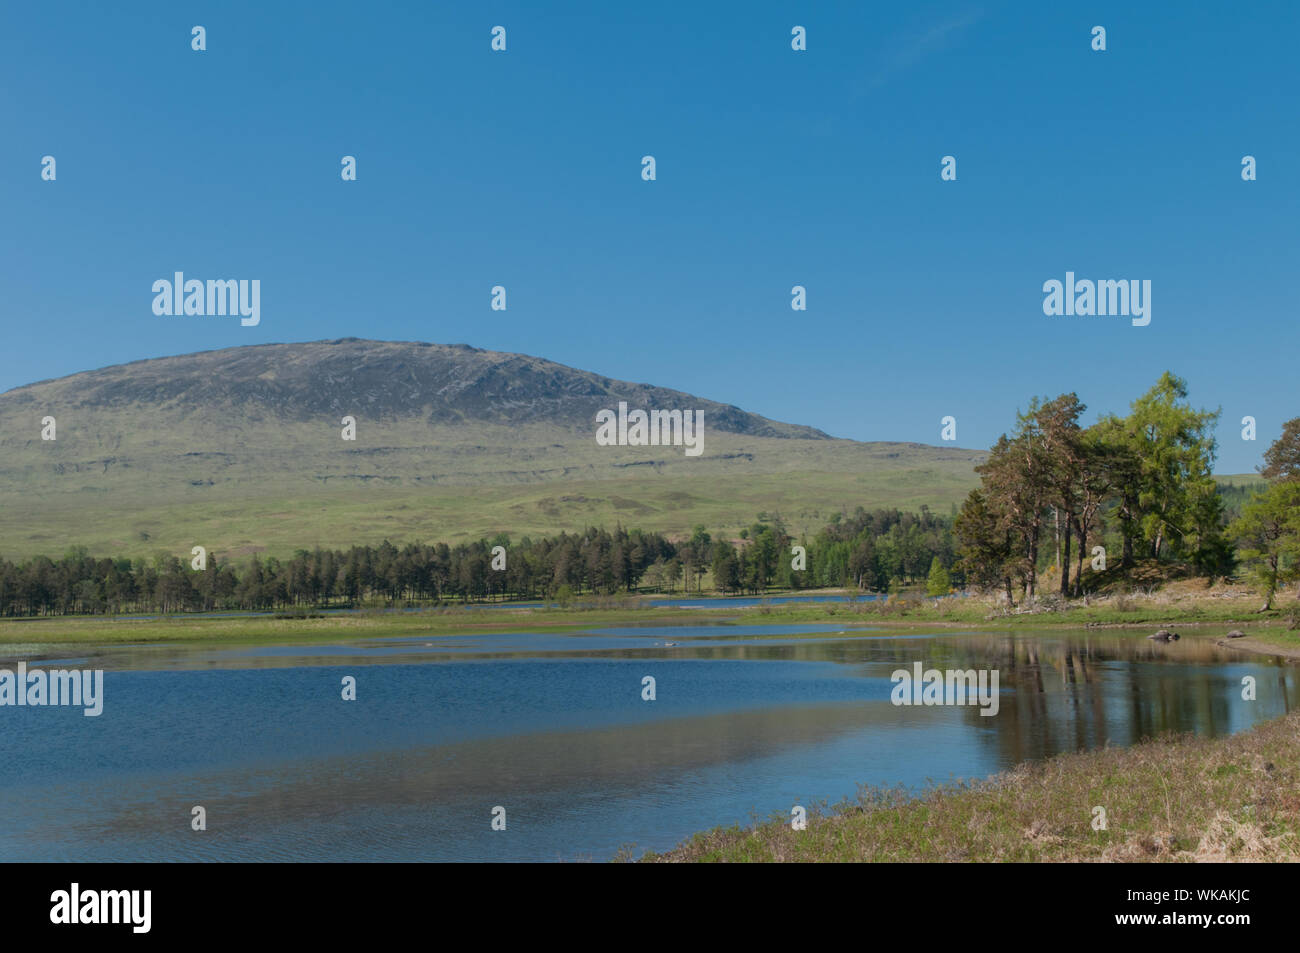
[1125,372,1222,562]
[1260,417,1300,482]
[925,557,951,597]
[0,504,966,616]
[959,372,1247,603]
[1228,481,1300,609]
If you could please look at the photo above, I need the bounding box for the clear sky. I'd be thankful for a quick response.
[3,1,1296,473]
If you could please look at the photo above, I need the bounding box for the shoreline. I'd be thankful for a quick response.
[2,593,1298,658]
[1211,636,1300,661]
[641,711,1300,863]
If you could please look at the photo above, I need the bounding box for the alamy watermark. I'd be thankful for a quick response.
[50,884,150,933]
[152,272,260,326]
[0,661,104,716]
[1042,272,1150,326]
[890,662,1000,716]
[595,401,703,457]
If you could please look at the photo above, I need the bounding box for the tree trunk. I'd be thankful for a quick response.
[1060,520,1072,597]
[1120,495,1136,568]
[1075,523,1087,599]
[1053,508,1062,574]
[1027,532,1039,599]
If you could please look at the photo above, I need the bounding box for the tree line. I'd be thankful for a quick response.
[0,509,959,617]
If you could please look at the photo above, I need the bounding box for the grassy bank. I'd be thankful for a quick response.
[3,578,1299,649]
[642,712,1300,862]
[0,604,723,646]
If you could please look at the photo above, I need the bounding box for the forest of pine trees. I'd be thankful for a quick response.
[0,507,957,617]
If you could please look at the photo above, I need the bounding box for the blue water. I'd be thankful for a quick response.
[0,625,1293,861]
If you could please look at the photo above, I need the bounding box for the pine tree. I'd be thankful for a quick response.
[925,557,951,597]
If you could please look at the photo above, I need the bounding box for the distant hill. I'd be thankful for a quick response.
[7,338,830,438]
[0,339,987,559]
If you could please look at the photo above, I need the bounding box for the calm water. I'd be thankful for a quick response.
[0,624,1294,861]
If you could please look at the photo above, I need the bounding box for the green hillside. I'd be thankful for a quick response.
[0,339,989,560]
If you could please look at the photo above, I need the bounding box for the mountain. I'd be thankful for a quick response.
[8,338,829,438]
[0,339,985,559]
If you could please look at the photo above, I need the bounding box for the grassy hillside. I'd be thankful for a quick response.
[0,453,983,560]
[0,339,985,560]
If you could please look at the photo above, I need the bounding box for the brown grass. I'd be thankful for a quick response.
[642,713,1300,863]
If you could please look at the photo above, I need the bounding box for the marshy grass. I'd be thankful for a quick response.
[641,712,1300,862]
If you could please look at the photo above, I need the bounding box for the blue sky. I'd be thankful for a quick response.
[3,1,1296,473]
